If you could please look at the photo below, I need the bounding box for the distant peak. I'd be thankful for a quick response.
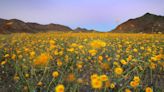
[9,19,24,23]
[0,18,6,21]
[9,19,20,21]
[143,12,156,17]
[145,12,152,15]
[76,27,85,29]
[0,18,4,20]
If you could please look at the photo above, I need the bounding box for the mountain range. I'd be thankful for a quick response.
[74,27,97,32]
[0,13,164,33]
[0,18,74,33]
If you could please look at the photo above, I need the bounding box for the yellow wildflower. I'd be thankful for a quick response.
[37,81,43,86]
[30,51,35,58]
[4,54,9,58]
[76,62,83,69]
[25,73,30,78]
[67,48,74,52]
[120,59,127,65]
[71,43,78,47]
[78,45,83,49]
[133,76,140,83]
[114,67,123,75]
[90,40,106,48]
[98,56,103,61]
[110,83,115,89]
[130,81,139,88]
[89,49,97,56]
[100,63,110,70]
[151,57,157,62]
[133,48,138,53]
[55,84,65,92]
[125,88,131,92]
[13,74,19,81]
[1,61,7,65]
[105,81,110,88]
[91,79,102,89]
[140,47,144,50]
[49,40,55,45]
[33,53,49,66]
[149,62,156,69]
[12,54,16,60]
[67,73,75,82]
[57,59,63,67]
[52,71,59,78]
[100,74,108,81]
[91,74,99,81]
[145,87,153,92]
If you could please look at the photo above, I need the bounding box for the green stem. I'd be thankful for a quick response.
[47,78,55,91]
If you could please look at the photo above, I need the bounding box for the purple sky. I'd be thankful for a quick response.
[0,0,164,31]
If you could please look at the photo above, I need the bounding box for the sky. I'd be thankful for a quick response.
[0,0,164,31]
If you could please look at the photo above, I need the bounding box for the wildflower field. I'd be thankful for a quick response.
[0,32,164,92]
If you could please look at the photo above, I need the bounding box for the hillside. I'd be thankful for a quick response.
[0,18,73,33]
[111,13,164,33]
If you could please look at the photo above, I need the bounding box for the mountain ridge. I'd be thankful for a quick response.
[0,18,73,33]
[74,27,97,32]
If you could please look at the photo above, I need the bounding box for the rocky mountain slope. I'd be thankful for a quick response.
[111,13,164,33]
[0,18,73,33]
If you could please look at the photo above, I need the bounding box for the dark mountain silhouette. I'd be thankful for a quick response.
[75,27,97,32]
[111,13,164,33]
[0,18,73,33]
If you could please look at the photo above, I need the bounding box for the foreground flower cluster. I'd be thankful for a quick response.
[0,32,163,92]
